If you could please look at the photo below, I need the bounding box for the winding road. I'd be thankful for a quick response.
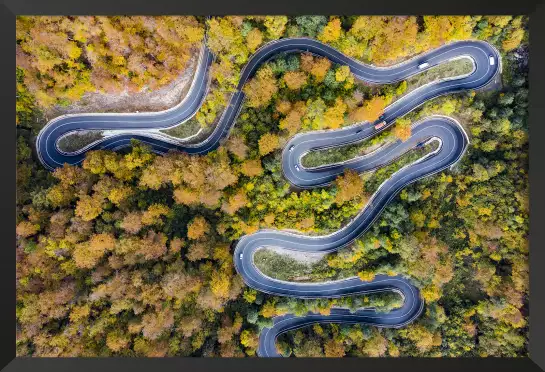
[35,36,501,357]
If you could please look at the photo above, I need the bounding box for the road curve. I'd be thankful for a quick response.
[35,36,500,357]
[36,38,499,170]
[234,115,469,357]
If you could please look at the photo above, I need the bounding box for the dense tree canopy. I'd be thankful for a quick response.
[16,16,204,109]
[16,15,528,357]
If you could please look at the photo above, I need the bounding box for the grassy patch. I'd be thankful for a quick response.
[57,131,104,153]
[301,130,394,168]
[403,58,474,95]
[161,117,202,139]
[364,141,439,194]
[253,248,332,282]
[253,249,404,313]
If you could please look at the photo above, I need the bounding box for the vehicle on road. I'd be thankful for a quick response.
[34,38,499,357]
[289,145,295,152]
[489,55,495,65]
[356,129,363,134]
[374,121,387,130]
[36,40,500,173]
[418,62,430,69]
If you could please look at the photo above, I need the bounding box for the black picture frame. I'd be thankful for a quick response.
[2,1,544,371]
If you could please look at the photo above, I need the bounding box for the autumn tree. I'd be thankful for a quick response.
[240,159,263,177]
[361,331,388,357]
[221,189,249,215]
[106,331,131,353]
[258,133,280,156]
[73,234,115,269]
[141,308,175,340]
[309,57,332,82]
[240,329,259,356]
[243,65,278,108]
[279,101,306,135]
[318,17,342,43]
[324,97,347,129]
[16,221,40,238]
[324,339,346,357]
[393,118,412,141]
[283,71,308,90]
[334,169,366,204]
[75,194,104,221]
[16,16,204,108]
[225,135,249,160]
[502,28,525,51]
[187,216,210,240]
[263,16,288,39]
[246,28,263,52]
[350,96,387,122]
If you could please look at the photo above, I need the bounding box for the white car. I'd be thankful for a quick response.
[489,55,495,65]
[289,145,295,152]
[239,253,243,260]
[294,164,300,171]
[418,62,430,70]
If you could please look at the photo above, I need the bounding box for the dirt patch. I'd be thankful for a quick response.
[45,48,200,120]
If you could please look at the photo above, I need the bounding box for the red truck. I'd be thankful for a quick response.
[374,121,387,130]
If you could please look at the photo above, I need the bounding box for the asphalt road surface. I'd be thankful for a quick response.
[36,36,500,357]
[36,38,499,170]
[235,116,469,357]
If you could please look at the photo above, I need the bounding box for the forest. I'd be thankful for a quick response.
[16,16,528,357]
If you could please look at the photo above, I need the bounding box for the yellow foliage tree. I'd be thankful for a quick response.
[187,216,210,240]
[72,233,115,269]
[240,159,263,177]
[319,18,342,43]
[173,187,199,206]
[283,71,308,90]
[141,204,170,226]
[350,96,387,122]
[324,97,347,129]
[16,221,40,238]
[335,169,366,204]
[225,135,249,160]
[279,101,306,135]
[276,100,292,114]
[309,57,332,82]
[335,65,351,82]
[246,28,263,52]
[393,118,412,142]
[240,329,259,355]
[263,16,288,39]
[221,189,249,215]
[243,65,278,108]
[75,194,104,221]
[502,28,525,51]
[258,133,280,156]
